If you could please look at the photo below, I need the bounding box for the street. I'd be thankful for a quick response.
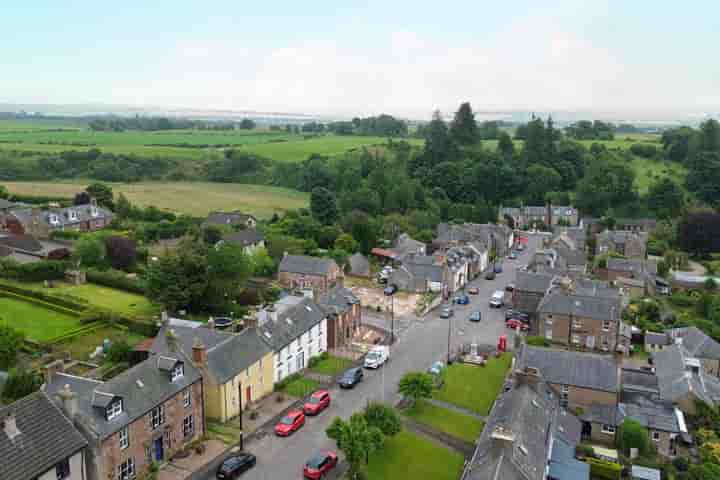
[202,235,541,480]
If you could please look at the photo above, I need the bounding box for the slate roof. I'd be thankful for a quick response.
[0,198,16,210]
[644,332,669,347]
[621,368,659,395]
[392,233,425,257]
[516,345,619,392]
[579,404,619,426]
[0,234,43,252]
[347,253,370,277]
[45,355,201,440]
[555,246,587,267]
[618,395,680,433]
[317,286,359,316]
[257,296,326,351]
[11,204,113,229]
[548,438,591,480]
[538,291,621,321]
[403,260,444,283]
[222,229,264,247]
[572,278,621,300]
[279,254,337,276]
[632,466,661,480]
[515,271,554,294]
[0,391,88,480]
[653,345,720,406]
[151,325,271,384]
[607,258,657,275]
[666,326,720,360]
[204,211,255,226]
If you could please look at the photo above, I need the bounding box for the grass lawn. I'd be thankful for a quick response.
[55,325,147,360]
[309,355,354,376]
[629,155,687,195]
[434,354,512,415]
[278,376,320,398]
[0,296,82,342]
[363,430,465,480]
[405,400,484,443]
[3,181,309,218]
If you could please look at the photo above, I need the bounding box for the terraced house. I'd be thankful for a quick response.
[278,254,342,295]
[5,202,113,238]
[43,355,204,480]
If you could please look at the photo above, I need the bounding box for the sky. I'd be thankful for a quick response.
[2,1,719,119]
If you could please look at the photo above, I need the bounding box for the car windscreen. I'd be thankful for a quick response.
[306,455,326,468]
[308,396,321,404]
[280,415,295,425]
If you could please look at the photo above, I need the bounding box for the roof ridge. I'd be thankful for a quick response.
[55,371,104,384]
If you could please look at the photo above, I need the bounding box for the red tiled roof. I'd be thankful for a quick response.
[133,338,155,352]
[371,248,398,259]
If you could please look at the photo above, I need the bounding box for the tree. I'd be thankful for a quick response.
[0,325,24,370]
[104,236,137,270]
[2,367,40,402]
[334,233,359,253]
[449,102,479,145]
[72,236,106,268]
[146,243,209,312]
[398,372,434,406]
[73,191,91,205]
[686,463,720,480]
[678,210,720,257]
[498,131,514,158]
[420,111,455,169]
[364,403,401,437]
[86,182,114,209]
[342,211,379,254]
[107,340,132,363]
[575,156,637,215]
[310,187,339,225]
[239,118,256,130]
[326,414,384,479]
[525,165,562,204]
[0,185,8,199]
[248,247,276,276]
[202,225,224,245]
[115,193,133,219]
[617,418,653,456]
[648,177,685,219]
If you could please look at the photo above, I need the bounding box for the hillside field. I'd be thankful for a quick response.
[2,181,309,218]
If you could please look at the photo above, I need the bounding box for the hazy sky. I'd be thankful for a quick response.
[2,1,719,118]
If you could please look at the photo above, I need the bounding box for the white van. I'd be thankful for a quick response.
[489,290,505,308]
[364,345,390,369]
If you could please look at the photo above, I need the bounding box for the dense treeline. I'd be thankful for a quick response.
[326,114,408,136]
[88,116,253,131]
[563,120,615,140]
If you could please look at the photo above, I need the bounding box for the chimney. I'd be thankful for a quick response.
[161,310,169,325]
[57,384,78,421]
[283,251,288,259]
[243,314,258,329]
[192,337,207,365]
[490,425,515,445]
[3,413,21,441]
[207,317,215,329]
[44,359,65,385]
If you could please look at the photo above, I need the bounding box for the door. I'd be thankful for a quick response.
[154,436,164,461]
[245,386,252,405]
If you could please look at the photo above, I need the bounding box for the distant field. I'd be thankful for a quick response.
[0,119,84,131]
[630,156,687,194]
[3,181,309,218]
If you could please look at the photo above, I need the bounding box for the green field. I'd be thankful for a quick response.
[405,400,484,442]
[0,295,82,342]
[363,430,465,480]
[629,156,687,194]
[434,354,512,415]
[3,181,309,218]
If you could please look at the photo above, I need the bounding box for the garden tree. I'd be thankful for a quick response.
[449,102,479,145]
[525,164,562,204]
[202,225,224,245]
[310,187,339,225]
[248,247,275,276]
[104,235,137,270]
[317,225,342,249]
[686,152,720,206]
[398,372,434,406]
[497,131,514,158]
[575,156,636,216]
[238,118,256,129]
[364,403,402,437]
[677,210,720,256]
[265,233,313,261]
[72,236,106,268]
[329,249,350,268]
[522,116,547,166]
[418,111,455,173]
[334,233,359,253]
[0,185,8,199]
[146,246,208,312]
[342,210,379,254]
[657,260,670,278]
[617,418,653,457]
[326,414,385,479]
[73,190,91,205]
[0,324,24,370]
[2,367,40,402]
[684,463,720,480]
[205,243,252,308]
[300,154,333,192]
[86,182,114,209]
[430,162,463,201]
[106,340,133,363]
[648,177,686,219]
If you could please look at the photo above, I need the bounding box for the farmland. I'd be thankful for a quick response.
[2,181,309,218]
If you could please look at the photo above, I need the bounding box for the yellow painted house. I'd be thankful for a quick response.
[151,324,274,422]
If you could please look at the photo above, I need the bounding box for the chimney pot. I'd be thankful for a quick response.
[57,384,78,420]
[208,317,215,329]
[192,337,207,365]
[3,413,20,441]
[43,359,65,385]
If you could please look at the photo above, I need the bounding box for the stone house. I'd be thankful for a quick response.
[435,222,514,258]
[347,252,370,277]
[499,204,579,228]
[389,256,444,294]
[43,355,204,480]
[645,332,670,352]
[511,271,555,315]
[596,230,648,259]
[150,325,274,423]
[219,229,265,254]
[666,326,720,377]
[0,390,88,480]
[6,203,113,239]
[317,286,362,349]
[603,258,657,296]
[278,254,342,294]
[653,345,720,415]
[391,233,426,259]
[202,211,257,230]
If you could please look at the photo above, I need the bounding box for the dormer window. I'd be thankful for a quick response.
[172,364,184,382]
[49,214,60,225]
[68,210,78,221]
[106,399,123,421]
[90,206,99,217]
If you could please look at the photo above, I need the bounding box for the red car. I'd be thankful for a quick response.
[304,390,331,416]
[303,451,338,479]
[506,318,530,331]
[274,410,305,436]
[468,287,479,295]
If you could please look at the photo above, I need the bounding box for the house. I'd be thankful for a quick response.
[150,325,274,422]
[6,203,113,238]
[603,258,657,294]
[256,295,327,382]
[537,290,624,352]
[220,229,265,254]
[616,218,658,234]
[551,226,587,251]
[618,394,691,458]
[596,230,648,259]
[0,391,88,480]
[347,252,370,277]
[653,345,720,414]
[0,233,72,262]
[391,233,426,259]
[631,466,661,480]
[389,256,444,293]
[43,355,204,480]
[499,204,579,228]
[435,222,514,258]
[0,198,19,230]
[530,247,587,275]
[512,271,555,315]
[461,378,587,480]
[645,332,670,352]
[203,211,257,230]
[317,286,362,349]
[666,326,720,376]
[278,254,342,294]
[516,345,619,446]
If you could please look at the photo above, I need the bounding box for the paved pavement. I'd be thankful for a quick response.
[199,235,541,480]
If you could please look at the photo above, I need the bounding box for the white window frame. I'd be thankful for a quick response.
[602,320,611,332]
[118,458,135,480]
[119,426,129,450]
[183,415,194,438]
[183,389,191,408]
[571,334,581,345]
[572,319,583,329]
[601,424,616,434]
[545,316,553,325]
[171,364,184,382]
[545,328,553,341]
[106,399,123,421]
[150,405,165,430]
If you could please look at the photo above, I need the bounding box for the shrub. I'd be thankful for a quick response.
[672,456,689,472]
[50,230,82,240]
[586,458,622,480]
[107,340,133,363]
[86,268,146,294]
[617,418,653,457]
[526,336,550,347]
[0,259,69,282]
[668,293,696,308]
[2,368,41,402]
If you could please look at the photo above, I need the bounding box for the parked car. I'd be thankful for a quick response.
[384,284,398,296]
[303,390,331,416]
[489,290,505,308]
[440,307,454,318]
[505,309,529,322]
[274,410,305,436]
[454,294,470,305]
[338,367,364,388]
[428,361,445,375]
[494,264,503,273]
[468,286,479,295]
[516,244,525,251]
[469,311,482,322]
[213,317,234,330]
[508,252,518,260]
[303,451,338,479]
[217,453,257,479]
[364,345,390,369]
[485,271,496,280]
[506,318,530,331]
[505,283,515,292]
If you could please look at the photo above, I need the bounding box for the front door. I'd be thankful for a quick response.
[581,422,592,442]
[245,385,252,405]
[154,437,164,461]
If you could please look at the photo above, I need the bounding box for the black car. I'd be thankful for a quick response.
[338,367,364,388]
[217,453,257,479]
[504,309,529,322]
[485,270,496,280]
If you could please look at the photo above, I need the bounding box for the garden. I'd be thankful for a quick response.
[404,399,484,443]
[0,294,82,342]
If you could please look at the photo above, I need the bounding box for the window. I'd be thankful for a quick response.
[56,458,71,480]
[119,427,129,450]
[150,405,165,430]
[171,364,184,382]
[183,389,191,408]
[571,334,580,345]
[545,316,553,325]
[183,415,194,438]
[106,399,123,421]
[602,320,611,332]
[652,431,660,442]
[602,424,616,434]
[545,329,553,341]
[572,319,583,329]
[118,458,135,480]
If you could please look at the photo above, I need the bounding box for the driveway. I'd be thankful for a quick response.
[197,236,541,480]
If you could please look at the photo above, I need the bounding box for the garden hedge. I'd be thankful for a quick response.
[0,259,69,282]
[0,281,88,311]
[586,458,622,480]
[86,268,146,295]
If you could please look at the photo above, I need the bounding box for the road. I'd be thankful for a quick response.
[202,235,541,480]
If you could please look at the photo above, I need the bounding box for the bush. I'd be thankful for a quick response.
[586,458,622,480]
[617,418,653,457]
[274,373,302,392]
[107,340,133,363]
[50,230,82,240]
[668,293,696,308]
[0,259,69,282]
[86,268,146,294]
[526,336,550,347]
[2,368,41,402]
[672,456,690,472]
[0,284,87,312]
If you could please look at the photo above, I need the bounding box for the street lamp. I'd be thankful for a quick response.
[384,285,396,344]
